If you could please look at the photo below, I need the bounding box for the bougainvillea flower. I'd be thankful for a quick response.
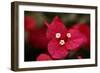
[46,16,87,59]
[28,26,48,49]
[73,24,90,48]
[24,16,36,31]
[36,54,52,61]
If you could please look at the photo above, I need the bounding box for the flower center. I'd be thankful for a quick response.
[55,33,61,39]
[59,40,65,45]
[66,33,71,38]
[55,32,71,46]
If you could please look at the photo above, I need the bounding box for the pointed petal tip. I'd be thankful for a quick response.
[54,16,62,22]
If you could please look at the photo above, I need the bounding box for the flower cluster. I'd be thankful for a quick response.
[25,16,90,61]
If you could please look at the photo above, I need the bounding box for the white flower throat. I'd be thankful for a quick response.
[55,33,61,38]
[66,33,71,38]
[59,40,65,45]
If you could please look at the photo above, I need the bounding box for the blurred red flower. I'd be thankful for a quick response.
[46,16,87,59]
[24,16,36,31]
[25,16,48,49]
[28,26,48,49]
[36,54,52,61]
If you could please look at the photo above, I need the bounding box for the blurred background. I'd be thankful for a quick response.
[25,11,90,28]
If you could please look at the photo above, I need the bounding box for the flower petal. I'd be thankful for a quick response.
[48,39,68,59]
[66,38,85,51]
[47,16,67,40]
[73,24,90,48]
[67,28,85,39]
[66,28,87,51]
[36,54,52,61]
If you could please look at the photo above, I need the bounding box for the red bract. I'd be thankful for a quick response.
[46,16,67,41]
[36,54,52,61]
[73,24,90,48]
[65,28,87,51]
[47,16,87,59]
[48,39,69,59]
[24,16,36,31]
